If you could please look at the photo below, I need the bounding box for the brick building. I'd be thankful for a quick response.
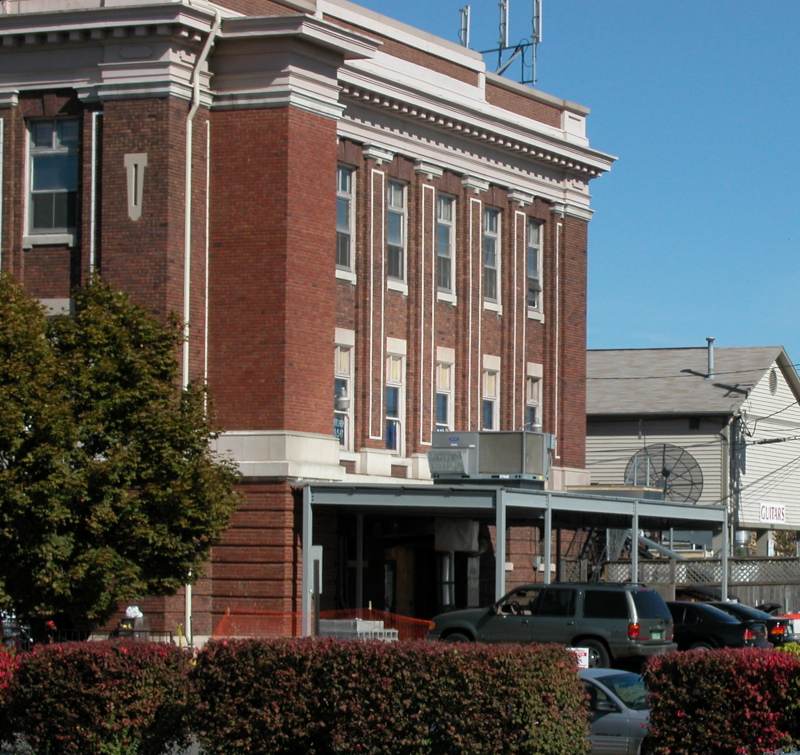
[0,0,613,640]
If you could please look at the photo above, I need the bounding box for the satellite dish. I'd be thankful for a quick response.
[624,443,704,504]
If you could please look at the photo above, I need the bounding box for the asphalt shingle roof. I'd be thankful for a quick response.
[587,346,783,416]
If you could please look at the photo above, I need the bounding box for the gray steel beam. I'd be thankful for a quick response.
[631,505,639,584]
[495,489,506,600]
[721,507,729,601]
[301,485,313,637]
[543,495,552,585]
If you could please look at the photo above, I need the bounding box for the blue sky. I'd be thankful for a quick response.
[357,1,800,362]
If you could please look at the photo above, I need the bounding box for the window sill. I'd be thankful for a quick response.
[387,278,408,296]
[23,232,76,249]
[483,300,503,315]
[336,268,357,285]
[527,308,545,322]
[437,290,458,306]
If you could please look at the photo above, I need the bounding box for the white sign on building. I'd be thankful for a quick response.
[759,504,786,524]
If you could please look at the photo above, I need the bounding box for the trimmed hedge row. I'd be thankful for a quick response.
[0,648,19,744]
[0,639,589,755]
[645,647,800,755]
[4,641,194,755]
[191,639,589,754]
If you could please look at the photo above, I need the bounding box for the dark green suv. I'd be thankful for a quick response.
[428,582,676,667]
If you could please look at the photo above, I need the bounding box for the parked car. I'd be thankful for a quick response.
[710,601,794,646]
[428,582,676,667]
[667,601,771,650]
[581,668,653,755]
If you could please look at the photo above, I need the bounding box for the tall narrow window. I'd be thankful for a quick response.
[435,362,454,431]
[29,119,79,234]
[334,345,353,450]
[483,208,500,303]
[387,181,406,281]
[482,369,498,430]
[525,376,541,431]
[436,195,455,293]
[336,166,355,272]
[527,219,542,309]
[385,354,404,453]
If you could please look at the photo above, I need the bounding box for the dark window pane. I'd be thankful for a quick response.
[336,232,350,269]
[436,223,450,256]
[584,591,628,619]
[388,246,403,279]
[385,419,398,450]
[387,211,403,246]
[57,119,79,146]
[31,121,53,148]
[336,196,350,231]
[386,386,399,417]
[333,415,346,445]
[52,192,76,229]
[482,399,494,430]
[525,405,537,429]
[483,267,496,301]
[436,393,448,425]
[437,256,451,291]
[633,591,671,620]
[537,588,575,617]
[32,194,54,230]
[32,154,78,191]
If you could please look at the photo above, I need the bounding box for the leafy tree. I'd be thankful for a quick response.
[0,274,239,635]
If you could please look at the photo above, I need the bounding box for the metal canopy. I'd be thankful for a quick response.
[301,483,729,636]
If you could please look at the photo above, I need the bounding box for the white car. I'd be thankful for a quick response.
[580,668,652,755]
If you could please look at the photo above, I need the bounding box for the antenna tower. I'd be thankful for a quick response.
[459,0,542,87]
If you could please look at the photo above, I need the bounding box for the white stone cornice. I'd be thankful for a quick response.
[550,203,566,218]
[550,202,592,222]
[414,160,443,180]
[0,90,19,107]
[462,175,489,193]
[339,78,614,180]
[508,189,534,207]
[363,144,394,164]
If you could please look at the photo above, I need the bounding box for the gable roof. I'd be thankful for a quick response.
[587,346,791,416]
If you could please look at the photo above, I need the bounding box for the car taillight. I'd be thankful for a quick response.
[628,622,640,640]
[770,624,786,637]
[743,627,756,642]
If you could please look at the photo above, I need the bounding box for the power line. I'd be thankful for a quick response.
[710,450,800,506]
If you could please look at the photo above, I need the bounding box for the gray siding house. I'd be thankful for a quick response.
[587,345,800,555]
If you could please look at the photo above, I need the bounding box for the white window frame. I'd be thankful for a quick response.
[435,361,454,432]
[527,218,543,316]
[336,165,356,283]
[385,353,405,455]
[482,207,501,312]
[386,180,407,291]
[334,343,354,451]
[436,194,456,303]
[525,375,541,431]
[482,368,499,431]
[25,117,80,248]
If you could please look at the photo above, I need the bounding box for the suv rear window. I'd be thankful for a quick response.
[584,590,628,619]
[632,590,671,620]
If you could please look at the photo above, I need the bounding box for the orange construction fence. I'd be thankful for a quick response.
[212,607,433,641]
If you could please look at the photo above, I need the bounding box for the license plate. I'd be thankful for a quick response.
[650,630,663,640]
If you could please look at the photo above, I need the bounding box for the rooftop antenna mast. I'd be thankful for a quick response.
[458,5,471,48]
[466,0,542,86]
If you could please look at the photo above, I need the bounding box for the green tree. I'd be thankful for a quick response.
[0,274,239,635]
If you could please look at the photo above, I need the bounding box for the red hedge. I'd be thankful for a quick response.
[191,639,590,754]
[0,647,19,744]
[645,648,800,755]
[6,641,193,755]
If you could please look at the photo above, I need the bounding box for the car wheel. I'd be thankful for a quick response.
[582,639,610,668]
[689,642,712,651]
[444,631,471,643]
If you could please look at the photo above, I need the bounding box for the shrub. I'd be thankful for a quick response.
[0,647,20,744]
[192,639,589,755]
[6,640,193,755]
[645,648,800,755]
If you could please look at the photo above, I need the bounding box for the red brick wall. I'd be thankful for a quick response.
[334,139,586,470]
[208,106,336,435]
[485,82,563,129]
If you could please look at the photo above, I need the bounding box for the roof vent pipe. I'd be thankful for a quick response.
[706,336,715,380]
